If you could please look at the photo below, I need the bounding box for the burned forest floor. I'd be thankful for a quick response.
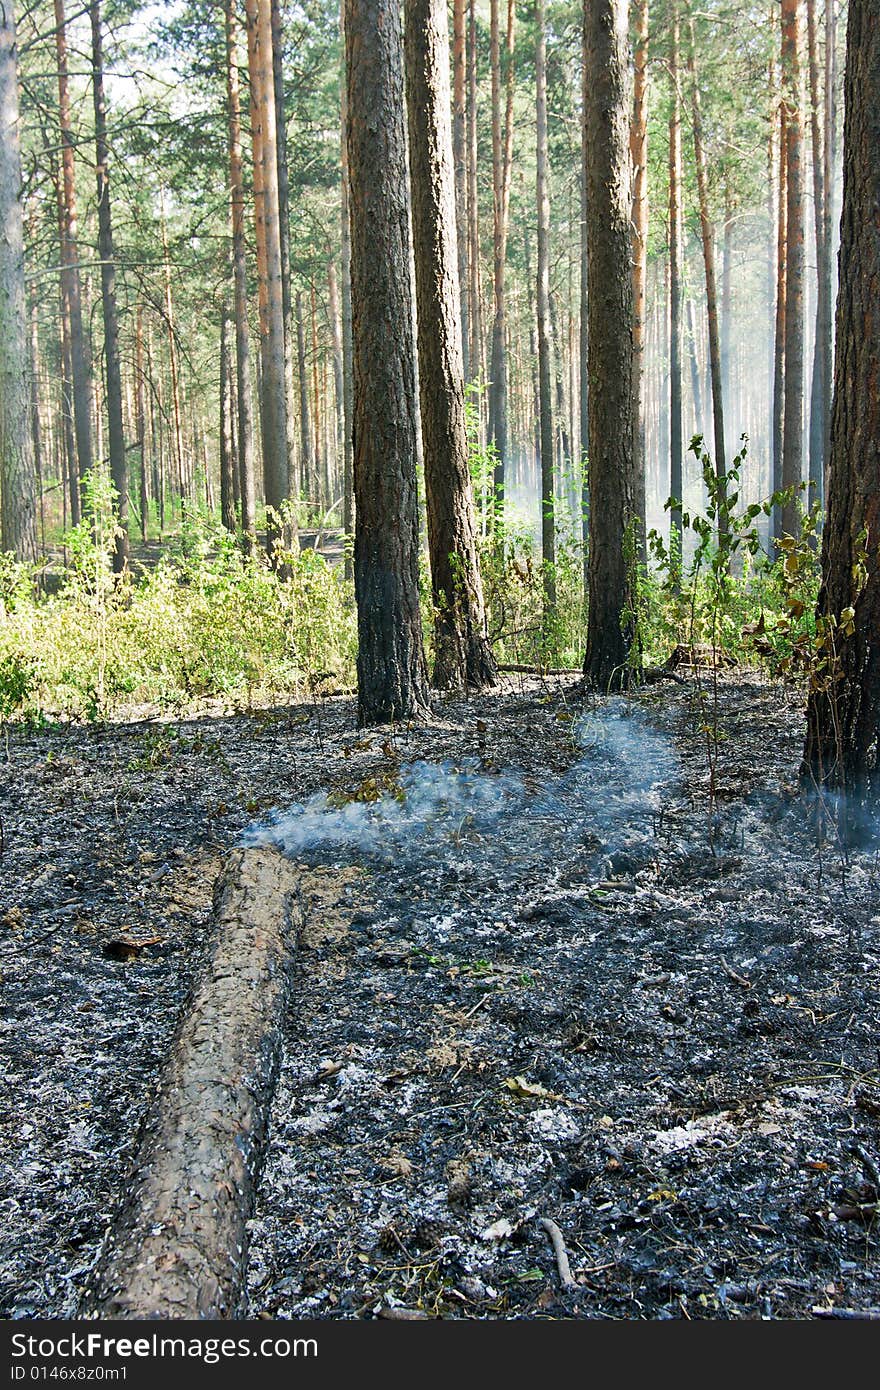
[1,670,879,1322]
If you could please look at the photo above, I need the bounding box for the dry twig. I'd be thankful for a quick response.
[538,1216,576,1290]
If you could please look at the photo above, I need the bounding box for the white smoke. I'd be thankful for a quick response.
[245,700,679,866]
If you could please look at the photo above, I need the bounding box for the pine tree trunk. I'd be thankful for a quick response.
[668,0,683,566]
[771,100,788,552]
[345,0,431,724]
[54,0,93,501]
[135,305,148,543]
[687,20,727,539]
[452,0,469,383]
[159,192,185,502]
[579,28,589,590]
[535,0,555,617]
[270,0,298,517]
[245,0,292,554]
[404,0,496,691]
[339,34,354,578]
[806,0,830,510]
[225,0,256,547]
[219,308,237,534]
[487,0,515,514]
[90,0,128,572]
[802,0,880,802]
[327,257,345,498]
[295,290,313,501]
[582,0,638,691]
[780,0,805,541]
[466,0,483,395]
[630,0,649,560]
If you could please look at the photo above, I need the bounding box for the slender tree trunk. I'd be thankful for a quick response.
[822,0,837,476]
[802,0,880,803]
[487,0,516,514]
[295,290,312,500]
[159,192,185,501]
[579,31,589,591]
[219,307,237,534]
[535,0,555,616]
[668,0,683,566]
[771,100,788,551]
[135,304,147,543]
[59,279,79,538]
[630,0,649,560]
[687,19,727,538]
[452,0,469,383]
[270,0,298,514]
[28,294,44,554]
[225,0,256,547]
[51,157,81,527]
[327,257,345,497]
[806,0,830,510]
[720,179,734,414]
[54,0,93,499]
[245,0,292,554]
[582,0,638,690]
[90,0,128,572]
[310,283,325,508]
[345,0,431,724]
[780,0,805,541]
[404,0,496,691]
[339,8,354,576]
[466,0,483,394]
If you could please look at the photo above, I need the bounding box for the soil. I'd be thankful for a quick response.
[1,670,878,1322]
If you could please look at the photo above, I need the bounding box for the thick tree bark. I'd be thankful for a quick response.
[687,20,727,538]
[404,0,496,691]
[90,0,128,572]
[668,0,683,566]
[53,0,93,499]
[582,0,638,691]
[345,0,431,724]
[225,0,257,547]
[83,848,301,1319]
[630,0,649,560]
[780,0,805,541]
[802,0,880,803]
[245,0,292,554]
[535,0,555,616]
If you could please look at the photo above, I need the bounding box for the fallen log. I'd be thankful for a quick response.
[82,846,301,1319]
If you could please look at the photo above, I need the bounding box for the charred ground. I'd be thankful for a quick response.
[1,672,878,1320]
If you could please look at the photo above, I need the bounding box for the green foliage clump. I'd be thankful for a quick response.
[0,470,356,722]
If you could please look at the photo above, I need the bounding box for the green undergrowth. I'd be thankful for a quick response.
[0,474,357,723]
[0,449,822,725]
